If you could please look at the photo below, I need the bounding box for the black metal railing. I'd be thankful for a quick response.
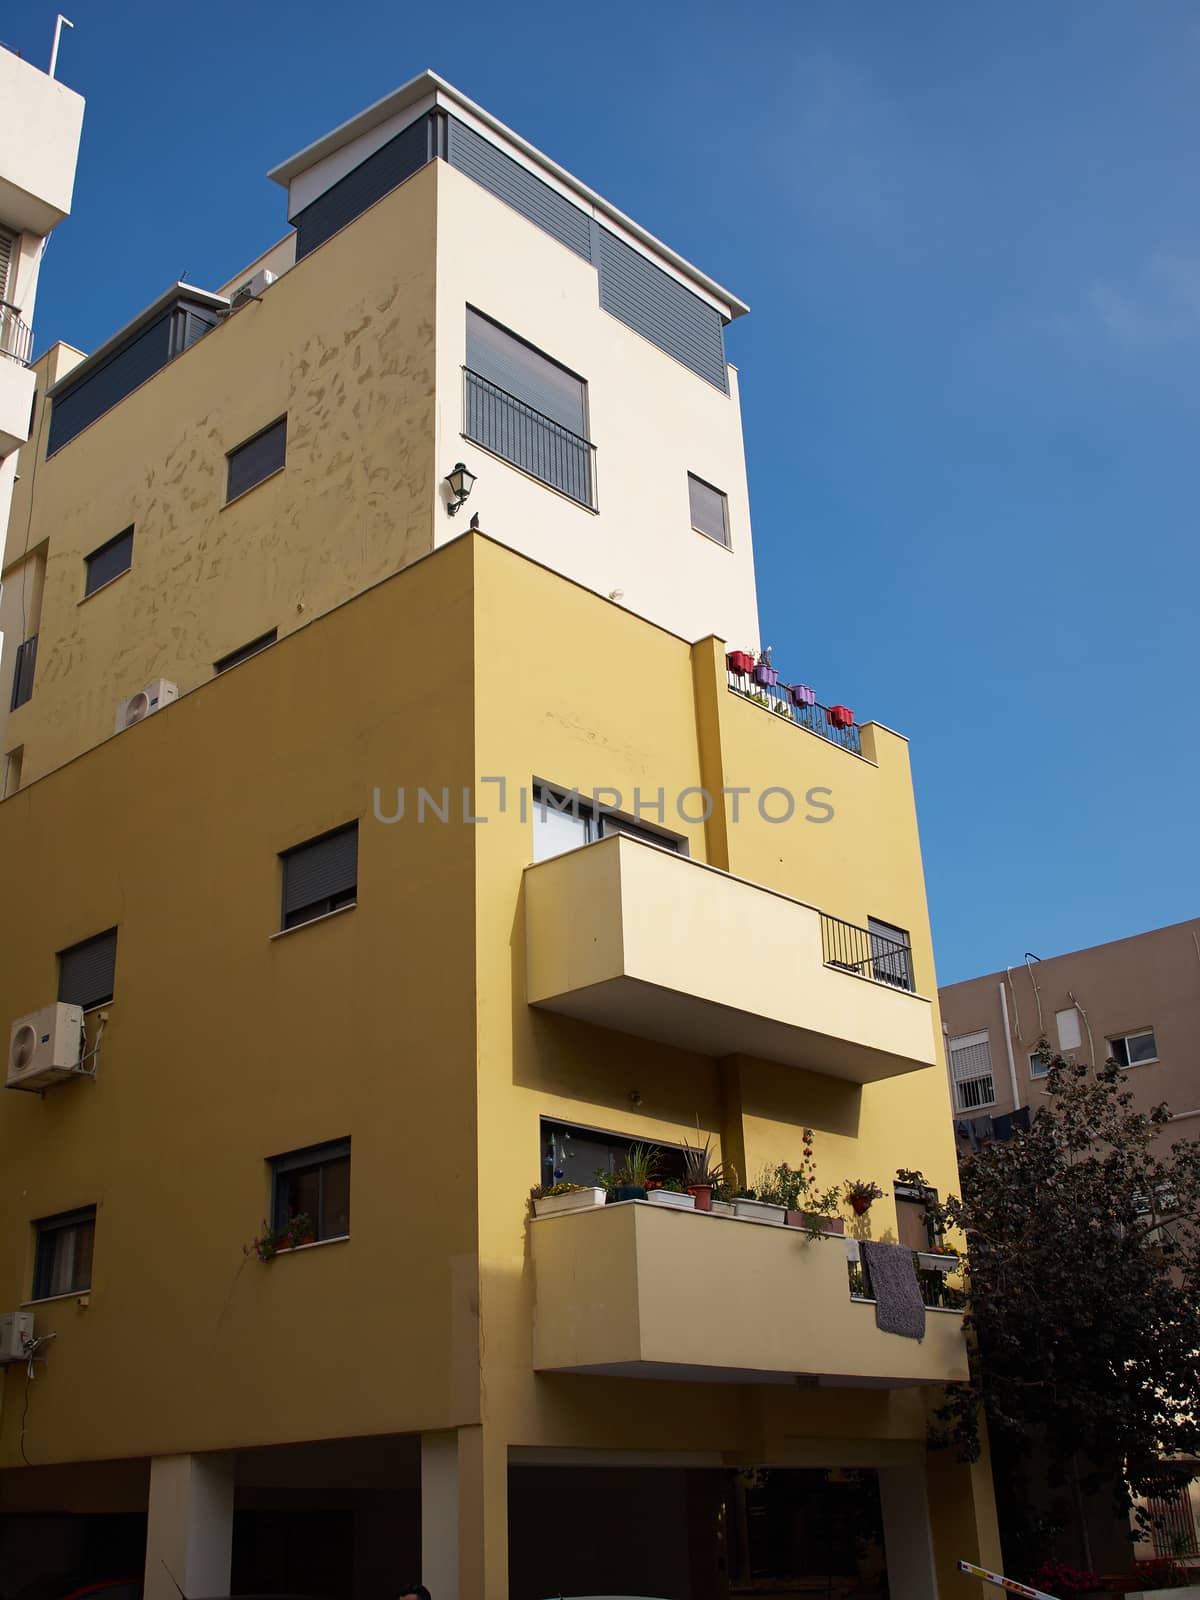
[820,912,914,992]
[0,302,33,367]
[725,668,861,755]
[463,369,596,509]
[10,634,37,711]
[849,1255,965,1311]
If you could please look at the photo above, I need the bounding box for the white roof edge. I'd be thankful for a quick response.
[46,283,230,397]
[266,69,750,321]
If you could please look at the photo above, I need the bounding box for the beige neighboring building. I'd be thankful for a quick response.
[939,918,1200,1137]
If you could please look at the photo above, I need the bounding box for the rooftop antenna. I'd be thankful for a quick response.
[49,15,74,79]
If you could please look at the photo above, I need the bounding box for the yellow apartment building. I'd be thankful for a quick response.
[0,71,1000,1600]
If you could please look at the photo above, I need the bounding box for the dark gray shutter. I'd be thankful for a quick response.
[596,227,728,392]
[215,629,277,673]
[293,115,431,260]
[868,917,913,991]
[58,929,118,1009]
[282,824,358,919]
[10,633,37,710]
[687,474,729,546]
[0,228,14,303]
[84,527,134,597]
[465,311,585,434]
[48,314,175,452]
[227,418,286,502]
[447,118,591,260]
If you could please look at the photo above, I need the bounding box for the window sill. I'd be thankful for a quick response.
[78,569,131,606]
[272,1234,349,1255]
[22,1290,90,1307]
[222,465,285,511]
[692,525,733,552]
[270,901,357,940]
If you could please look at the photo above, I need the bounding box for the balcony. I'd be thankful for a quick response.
[530,1200,968,1387]
[0,304,35,454]
[523,835,936,1082]
[725,658,861,756]
[0,47,84,234]
[463,368,596,508]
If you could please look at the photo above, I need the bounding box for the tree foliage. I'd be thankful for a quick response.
[926,1051,1200,1524]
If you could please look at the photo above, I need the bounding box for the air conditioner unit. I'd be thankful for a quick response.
[0,1312,34,1364]
[7,1002,84,1091]
[114,678,178,733]
[229,268,276,310]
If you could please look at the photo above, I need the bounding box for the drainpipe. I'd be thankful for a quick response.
[999,982,1020,1112]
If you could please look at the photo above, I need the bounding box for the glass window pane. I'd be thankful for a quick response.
[1127,1031,1158,1064]
[279,1166,322,1230]
[321,1157,351,1239]
[531,794,590,862]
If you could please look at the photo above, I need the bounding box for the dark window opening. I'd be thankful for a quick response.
[84,527,134,598]
[688,473,730,547]
[227,417,286,503]
[539,1118,687,1191]
[215,628,277,674]
[58,928,118,1011]
[270,1139,350,1241]
[33,1206,96,1300]
[280,822,357,930]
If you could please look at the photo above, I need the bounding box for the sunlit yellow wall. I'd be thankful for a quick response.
[2,165,439,786]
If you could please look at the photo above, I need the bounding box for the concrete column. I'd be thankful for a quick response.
[422,1427,507,1600]
[143,1452,234,1600]
[879,1463,939,1600]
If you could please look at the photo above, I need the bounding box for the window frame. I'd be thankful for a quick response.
[529,783,687,863]
[215,628,277,674]
[32,1205,96,1302]
[83,526,134,600]
[687,472,731,549]
[279,821,358,931]
[57,927,118,1012]
[1108,1028,1159,1069]
[949,1028,997,1113]
[867,916,914,992]
[1029,1049,1050,1080]
[226,416,287,505]
[270,1138,351,1243]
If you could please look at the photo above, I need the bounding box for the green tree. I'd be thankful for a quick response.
[927,1052,1200,1575]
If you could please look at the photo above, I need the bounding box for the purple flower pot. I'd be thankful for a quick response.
[753,664,779,687]
[787,683,816,708]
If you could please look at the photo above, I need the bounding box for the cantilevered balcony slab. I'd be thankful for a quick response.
[523,835,936,1082]
[531,1201,967,1387]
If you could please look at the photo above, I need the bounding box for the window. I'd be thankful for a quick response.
[894,1180,938,1251]
[463,310,594,507]
[688,474,730,547]
[540,1119,687,1189]
[868,917,914,992]
[84,527,134,598]
[949,1030,996,1112]
[530,784,685,864]
[215,628,277,674]
[1056,1006,1082,1051]
[9,634,37,711]
[32,1206,95,1300]
[227,417,286,502]
[1029,1049,1051,1080]
[280,822,357,930]
[271,1139,350,1241]
[1109,1028,1158,1068]
[58,928,118,1011]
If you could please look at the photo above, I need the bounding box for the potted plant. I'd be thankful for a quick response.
[528,1181,606,1219]
[752,648,778,687]
[726,650,755,676]
[602,1143,660,1202]
[244,1221,278,1263]
[648,1175,696,1210]
[787,683,816,709]
[826,704,854,730]
[681,1126,723,1212]
[844,1179,884,1217]
[731,1166,787,1225]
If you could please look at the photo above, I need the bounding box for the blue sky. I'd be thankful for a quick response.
[8,0,1198,982]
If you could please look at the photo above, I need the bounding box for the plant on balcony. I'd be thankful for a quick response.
[844,1179,885,1216]
[726,650,755,676]
[747,1134,844,1236]
[786,682,816,709]
[752,648,779,687]
[245,1212,316,1262]
[596,1143,662,1202]
[826,705,855,730]
[527,1181,606,1218]
[681,1126,725,1212]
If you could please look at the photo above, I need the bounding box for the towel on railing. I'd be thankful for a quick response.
[860,1240,926,1341]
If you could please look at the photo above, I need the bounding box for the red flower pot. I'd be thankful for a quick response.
[726,651,755,676]
[849,1196,872,1216]
[688,1184,713,1212]
[827,705,854,730]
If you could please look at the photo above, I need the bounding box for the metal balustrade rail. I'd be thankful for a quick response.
[820,911,915,992]
[725,668,862,755]
[0,302,33,367]
[463,368,596,509]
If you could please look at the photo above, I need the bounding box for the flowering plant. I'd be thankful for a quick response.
[844,1179,885,1216]
[747,1132,840,1217]
[1030,1558,1099,1595]
[244,1212,316,1262]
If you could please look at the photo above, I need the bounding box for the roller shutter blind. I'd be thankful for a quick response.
[48,314,175,452]
[227,418,287,502]
[84,528,134,597]
[0,228,14,302]
[596,226,728,392]
[447,118,591,260]
[293,115,431,260]
[465,310,585,434]
[687,474,729,546]
[281,824,358,927]
[58,929,118,1010]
